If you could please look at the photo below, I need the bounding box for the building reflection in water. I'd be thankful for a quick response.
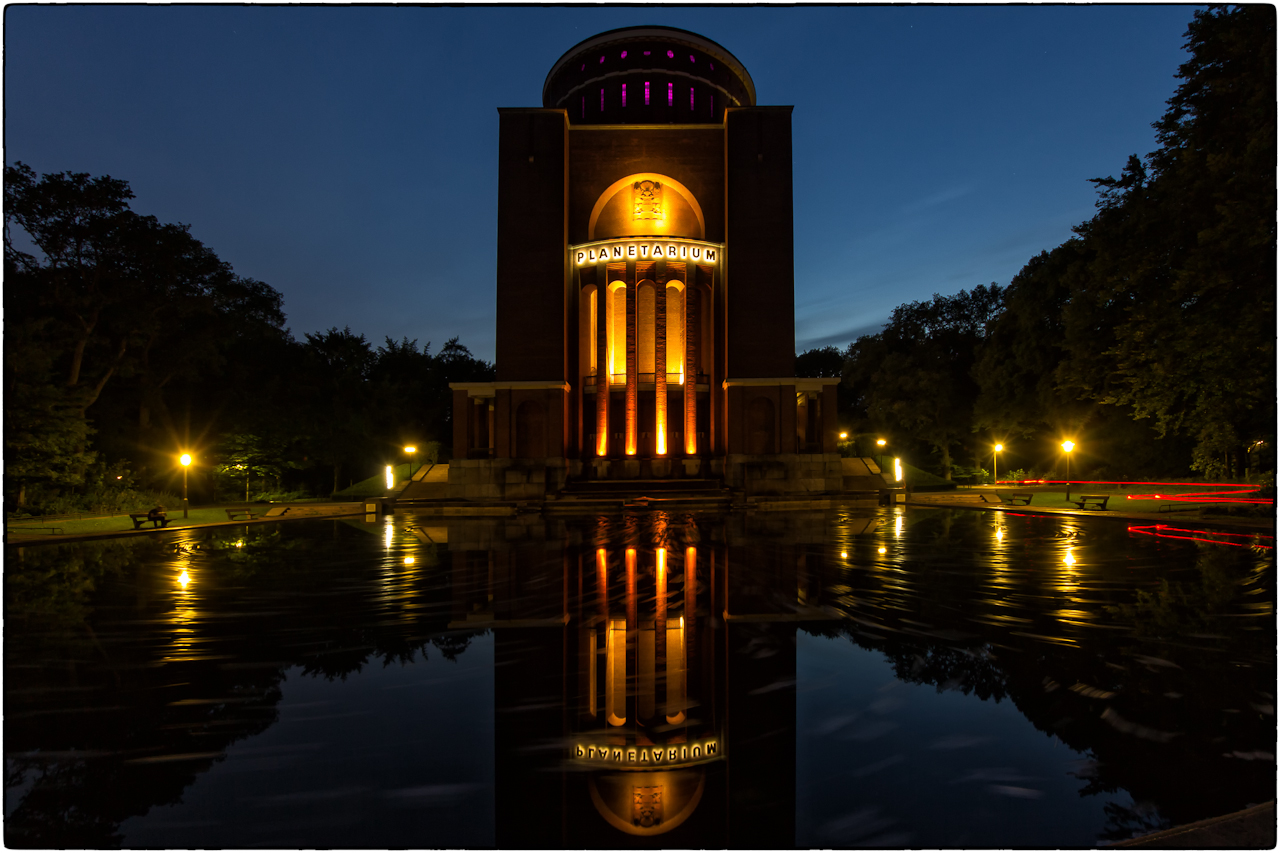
[4,508,1272,848]
[435,509,878,847]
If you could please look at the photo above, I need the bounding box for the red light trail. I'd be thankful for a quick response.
[1128,524,1274,549]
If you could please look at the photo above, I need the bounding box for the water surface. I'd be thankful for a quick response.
[5,508,1273,847]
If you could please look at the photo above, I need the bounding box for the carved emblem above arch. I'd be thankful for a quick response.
[589,173,705,241]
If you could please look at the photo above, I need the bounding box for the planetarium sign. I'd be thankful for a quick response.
[572,237,721,266]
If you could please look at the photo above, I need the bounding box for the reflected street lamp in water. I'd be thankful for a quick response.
[180,453,192,518]
[1061,440,1075,501]
[993,443,1003,484]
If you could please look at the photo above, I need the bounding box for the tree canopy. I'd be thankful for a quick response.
[5,163,492,509]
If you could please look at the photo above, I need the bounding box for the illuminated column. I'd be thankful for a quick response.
[655,547,667,711]
[606,617,627,726]
[580,622,598,718]
[684,285,700,454]
[666,544,686,725]
[655,279,668,455]
[685,545,696,704]
[595,281,608,456]
[626,548,638,634]
[625,275,638,455]
[639,549,656,720]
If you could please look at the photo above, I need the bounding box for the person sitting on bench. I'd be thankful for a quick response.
[147,505,168,527]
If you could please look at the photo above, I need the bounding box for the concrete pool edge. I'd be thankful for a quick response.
[7,495,1271,548]
[1110,800,1275,848]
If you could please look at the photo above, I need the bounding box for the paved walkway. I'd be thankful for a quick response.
[5,503,368,547]
[907,492,1274,532]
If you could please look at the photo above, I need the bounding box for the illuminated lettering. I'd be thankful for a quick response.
[572,241,719,266]
[573,737,723,765]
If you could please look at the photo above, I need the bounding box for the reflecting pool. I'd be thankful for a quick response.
[5,508,1274,847]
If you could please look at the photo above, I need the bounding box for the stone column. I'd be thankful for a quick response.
[595,278,608,456]
[655,275,668,456]
[684,285,700,455]
[625,273,638,456]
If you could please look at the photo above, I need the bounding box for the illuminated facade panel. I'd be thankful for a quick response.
[449,25,843,498]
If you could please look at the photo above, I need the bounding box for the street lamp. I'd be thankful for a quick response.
[839,432,848,441]
[180,453,192,518]
[1061,440,1075,501]
[993,443,1004,484]
[404,445,417,480]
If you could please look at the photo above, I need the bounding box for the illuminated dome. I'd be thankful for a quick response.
[543,26,756,125]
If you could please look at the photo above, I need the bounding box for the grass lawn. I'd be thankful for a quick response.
[7,507,268,539]
[334,463,416,498]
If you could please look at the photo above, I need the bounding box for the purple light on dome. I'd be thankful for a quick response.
[599,55,605,63]
[689,55,695,63]
[621,50,627,59]
[621,83,626,107]
[709,94,714,117]
[709,62,714,70]
[580,63,585,71]
[600,88,604,111]
[668,82,673,106]
[667,50,673,58]
[645,81,650,105]
[643,50,650,56]
[690,87,695,109]
[581,96,585,118]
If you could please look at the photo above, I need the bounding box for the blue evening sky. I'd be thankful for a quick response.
[4,5,1199,362]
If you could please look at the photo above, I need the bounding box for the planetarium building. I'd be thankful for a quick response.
[449,26,842,499]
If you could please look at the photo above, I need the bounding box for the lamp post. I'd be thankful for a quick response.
[1061,440,1075,502]
[180,453,192,518]
[993,443,1003,484]
[404,446,417,481]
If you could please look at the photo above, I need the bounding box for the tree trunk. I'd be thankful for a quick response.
[332,464,341,496]
[941,444,952,480]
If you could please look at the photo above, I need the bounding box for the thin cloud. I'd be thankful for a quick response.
[899,183,977,215]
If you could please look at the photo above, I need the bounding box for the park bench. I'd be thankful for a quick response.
[1003,492,1034,506]
[1070,495,1110,510]
[225,508,258,521]
[129,513,170,530]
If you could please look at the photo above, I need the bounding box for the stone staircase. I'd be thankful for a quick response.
[548,477,733,512]
[395,463,450,500]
